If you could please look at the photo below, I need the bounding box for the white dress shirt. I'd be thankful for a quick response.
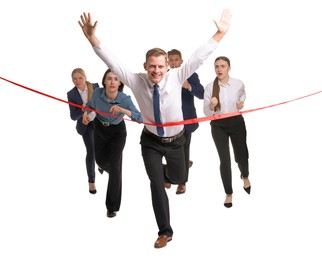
[204,77,246,116]
[93,38,218,137]
[78,86,88,104]
[78,86,97,119]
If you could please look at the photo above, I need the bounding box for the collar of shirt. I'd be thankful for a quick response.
[99,89,121,104]
[77,85,88,94]
[148,79,165,90]
[78,86,88,103]
[218,77,231,88]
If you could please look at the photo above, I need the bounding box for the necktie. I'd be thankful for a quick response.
[153,84,164,136]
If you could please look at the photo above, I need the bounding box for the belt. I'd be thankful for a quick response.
[97,118,119,127]
[100,121,110,126]
[143,127,185,144]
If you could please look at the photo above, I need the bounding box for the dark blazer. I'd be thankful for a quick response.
[182,72,204,133]
[67,83,99,135]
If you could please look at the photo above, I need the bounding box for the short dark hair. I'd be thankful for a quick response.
[167,49,182,59]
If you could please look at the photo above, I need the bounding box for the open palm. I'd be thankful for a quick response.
[214,9,232,34]
[78,12,97,39]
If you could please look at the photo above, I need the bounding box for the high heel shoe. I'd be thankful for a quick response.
[224,194,233,208]
[243,186,251,194]
[224,202,233,208]
[89,183,97,194]
[241,175,251,194]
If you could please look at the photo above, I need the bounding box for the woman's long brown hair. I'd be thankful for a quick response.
[212,56,230,111]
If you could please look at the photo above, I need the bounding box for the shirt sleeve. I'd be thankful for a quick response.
[188,73,204,99]
[238,82,246,102]
[93,44,142,91]
[124,95,143,122]
[203,82,215,116]
[179,38,218,83]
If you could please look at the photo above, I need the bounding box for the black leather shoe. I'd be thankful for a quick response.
[98,167,104,174]
[107,211,116,218]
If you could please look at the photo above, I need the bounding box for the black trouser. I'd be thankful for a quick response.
[94,119,126,212]
[140,129,186,237]
[182,130,192,183]
[210,115,249,195]
[163,130,191,184]
[82,121,95,183]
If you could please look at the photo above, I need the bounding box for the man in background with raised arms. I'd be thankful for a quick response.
[165,49,205,194]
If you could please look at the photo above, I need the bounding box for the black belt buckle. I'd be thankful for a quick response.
[161,130,184,143]
[102,122,110,127]
[143,127,183,144]
[161,137,172,143]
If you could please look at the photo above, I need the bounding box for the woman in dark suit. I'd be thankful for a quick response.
[67,68,99,194]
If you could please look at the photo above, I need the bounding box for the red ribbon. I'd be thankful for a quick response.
[1,76,321,127]
[163,90,322,126]
[0,76,129,121]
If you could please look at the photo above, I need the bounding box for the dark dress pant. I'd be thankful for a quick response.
[94,119,126,212]
[210,115,249,195]
[82,121,95,183]
[140,129,186,237]
[182,130,192,183]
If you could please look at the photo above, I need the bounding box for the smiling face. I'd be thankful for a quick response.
[144,48,169,84]
[144,56,168,84]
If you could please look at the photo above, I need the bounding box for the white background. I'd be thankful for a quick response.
[1,0,322,259]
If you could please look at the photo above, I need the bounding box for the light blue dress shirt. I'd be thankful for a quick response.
[86,88,142,125]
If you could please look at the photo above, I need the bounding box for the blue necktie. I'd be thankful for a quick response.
[153,84,164,136]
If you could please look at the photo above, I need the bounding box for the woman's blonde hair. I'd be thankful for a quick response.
[71,68,94,100]
[71,67,87,79]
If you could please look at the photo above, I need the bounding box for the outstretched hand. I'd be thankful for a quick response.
[214,8,232,34]
[78,12,100,46]
[212,9,232,42]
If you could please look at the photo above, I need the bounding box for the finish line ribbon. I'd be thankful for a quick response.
[162,90,322,126]
[1,76,321,127]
